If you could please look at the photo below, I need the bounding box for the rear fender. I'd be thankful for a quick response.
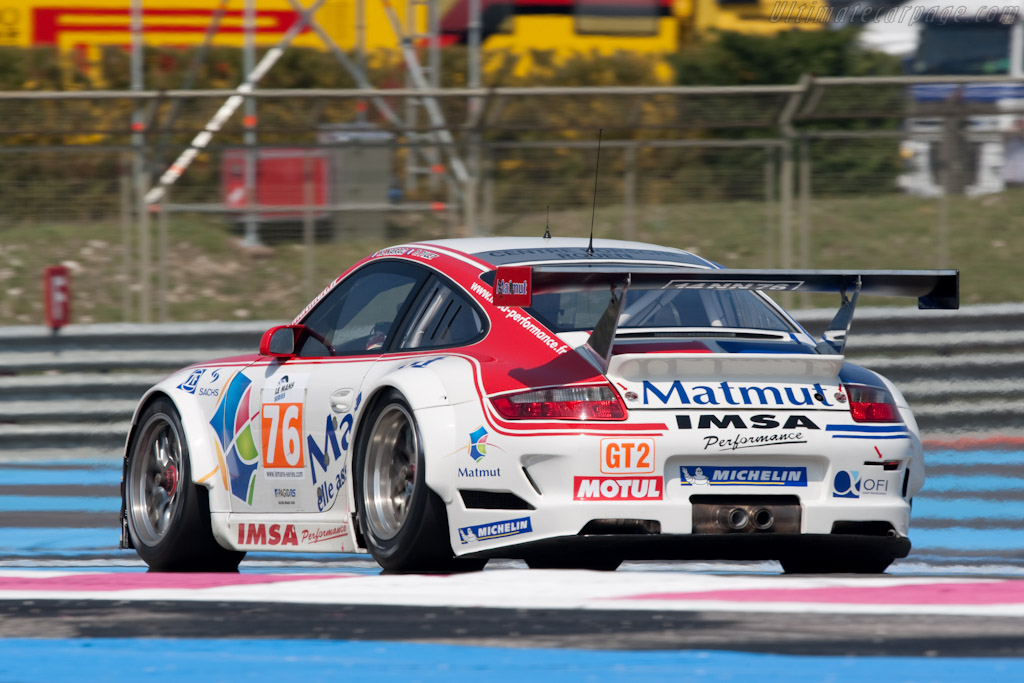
[355,357,481,507]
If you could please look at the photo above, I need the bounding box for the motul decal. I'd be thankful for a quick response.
[573,476,663,501]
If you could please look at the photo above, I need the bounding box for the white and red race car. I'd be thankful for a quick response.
[120,237,958,573]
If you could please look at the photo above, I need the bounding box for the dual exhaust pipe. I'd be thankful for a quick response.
[722,506,775,531]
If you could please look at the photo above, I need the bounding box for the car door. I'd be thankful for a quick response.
[245,260,430,515]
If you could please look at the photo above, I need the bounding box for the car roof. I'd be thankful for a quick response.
[420,237,716,268]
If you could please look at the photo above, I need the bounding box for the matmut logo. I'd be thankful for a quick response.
[492,265,532,306]
[574,476,663,501]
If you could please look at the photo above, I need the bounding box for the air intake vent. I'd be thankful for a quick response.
[459,489,535,510]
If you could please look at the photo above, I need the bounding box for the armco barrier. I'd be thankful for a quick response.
[1,304,1022,457]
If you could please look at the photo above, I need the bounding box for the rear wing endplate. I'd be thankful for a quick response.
[490,265,959,372]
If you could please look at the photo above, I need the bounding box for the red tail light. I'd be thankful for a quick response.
[843,383,901,423]
[491,385,627,420]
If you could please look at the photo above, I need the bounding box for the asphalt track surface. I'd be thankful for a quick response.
[3,454,1024,681]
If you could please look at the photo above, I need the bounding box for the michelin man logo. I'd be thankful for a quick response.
[681,467,710,486]
[832,470,861,498]
[458,527,478,544]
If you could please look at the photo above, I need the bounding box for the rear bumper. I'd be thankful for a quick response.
[465,532,911,563]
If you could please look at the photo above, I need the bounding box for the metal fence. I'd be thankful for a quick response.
[2,76,1024,324]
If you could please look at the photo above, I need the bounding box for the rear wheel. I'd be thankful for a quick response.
[125,397,244,572]
[355,391,485,573]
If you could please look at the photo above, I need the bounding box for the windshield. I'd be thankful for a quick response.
[525,287,797,333]
[913,23,1012,75]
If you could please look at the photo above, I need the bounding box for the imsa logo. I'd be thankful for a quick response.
[574,476,663,501]
[676,414,820,430]
[236,523,298,546]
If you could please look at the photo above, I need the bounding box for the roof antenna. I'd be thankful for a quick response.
[587,128,602,257]
[543,205,551,240]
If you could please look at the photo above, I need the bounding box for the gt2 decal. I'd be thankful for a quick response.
[681,466,807,487]
[645,382,834,407]
[600,438,654,474]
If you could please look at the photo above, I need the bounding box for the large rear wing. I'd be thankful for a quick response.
[489,265,959,372]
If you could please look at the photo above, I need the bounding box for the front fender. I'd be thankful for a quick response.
[126,368,241,515]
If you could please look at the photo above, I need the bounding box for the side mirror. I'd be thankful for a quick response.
[259,324,303,358]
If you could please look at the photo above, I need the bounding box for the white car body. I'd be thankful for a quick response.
[120,237,958,573]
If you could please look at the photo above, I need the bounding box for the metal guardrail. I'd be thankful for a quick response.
[1,304,1021,457]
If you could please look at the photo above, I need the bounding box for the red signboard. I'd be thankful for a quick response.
[43,265,70,329]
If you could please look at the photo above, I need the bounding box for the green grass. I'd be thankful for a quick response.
[1,189,1020,326]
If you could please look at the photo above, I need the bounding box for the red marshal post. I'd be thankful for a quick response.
[492,265,532,306]
[43,265,71,331]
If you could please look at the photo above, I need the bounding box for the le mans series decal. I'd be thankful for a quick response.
[680,466,807,487]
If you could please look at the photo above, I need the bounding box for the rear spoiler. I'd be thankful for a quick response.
[490,265,959,372]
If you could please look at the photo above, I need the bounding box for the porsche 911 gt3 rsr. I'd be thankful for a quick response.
[120,237,958,573]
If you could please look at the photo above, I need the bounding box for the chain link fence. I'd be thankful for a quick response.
[1,76,1022,324]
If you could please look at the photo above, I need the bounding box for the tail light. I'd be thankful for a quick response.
[490,385,627,420]
[843,383,901,423]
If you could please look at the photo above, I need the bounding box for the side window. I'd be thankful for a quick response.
[398,278,485,350]
[298,261,428,357]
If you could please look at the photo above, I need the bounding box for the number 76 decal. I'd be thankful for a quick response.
[261,403,305,469]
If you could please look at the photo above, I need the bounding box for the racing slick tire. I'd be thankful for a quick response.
[780,554,893,574]
[355,390,486,574]
[125,397,245,572]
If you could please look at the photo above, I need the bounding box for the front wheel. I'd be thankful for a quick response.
[125,397,244,572]
[355,391,484,573]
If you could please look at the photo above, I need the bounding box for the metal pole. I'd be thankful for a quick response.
[119,153,133,322]
[131,0,151,323]
[798,135,811,309]
[483,146,494,235]
[763,146,775,268]
[356,0,367,123]
[303,152,315,300]
[779,141,794,308]
[242,0,260,247]
[465,0,483,233]
[158,194,169,322]
[624,144,636,241]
